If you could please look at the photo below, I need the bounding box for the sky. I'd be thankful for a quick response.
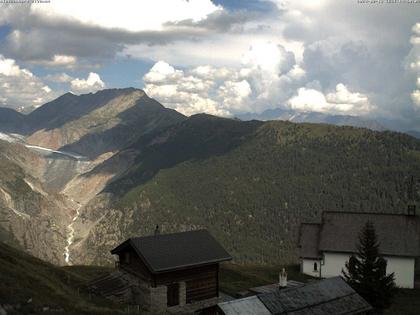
[0,0,419,130]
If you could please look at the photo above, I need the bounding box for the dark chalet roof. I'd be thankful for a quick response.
[111,229,232,273]
[299,211,420,258]
[258,277,372,315]
[298,223,321,259]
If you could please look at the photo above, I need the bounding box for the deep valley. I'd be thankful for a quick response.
[0,88,419,267]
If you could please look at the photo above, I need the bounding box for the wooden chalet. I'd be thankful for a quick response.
[109,229,232,313]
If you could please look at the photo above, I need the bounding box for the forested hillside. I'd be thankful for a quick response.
[77,115,420,265]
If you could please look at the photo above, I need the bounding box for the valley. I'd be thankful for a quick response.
[0,88,419,268]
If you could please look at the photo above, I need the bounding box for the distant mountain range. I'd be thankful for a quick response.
[236,108,420,139]
[406,130,420,139]
[0,88,419,266]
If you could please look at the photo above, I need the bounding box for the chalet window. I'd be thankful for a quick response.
[167,283,180,307]
[313,262,318,272]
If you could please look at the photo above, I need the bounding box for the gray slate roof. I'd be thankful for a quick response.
[258,277,372,315]
[249,281,304,295]
[111,229,232,273]
[218,296,272,315]
[319,212,420,257]
[299,211,420,258]
[299,223,321,259]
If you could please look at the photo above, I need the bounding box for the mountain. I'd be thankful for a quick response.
[1,89,419,268]
[236,108,386,131]
[0,88,186,265]
[0,107,26,133]
[26,88,185,158]
[0,139,75,263]
[74,114,420,265]
[407,130,420,139]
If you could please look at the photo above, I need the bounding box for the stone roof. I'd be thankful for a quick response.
[319,212,420,257]
[218,278,372,315]
[218,296,272,315]
[248,281,304,295]
[298,223,321,259]
[299,211,420,258]
[110,229,232,273]
[258,277,372,315]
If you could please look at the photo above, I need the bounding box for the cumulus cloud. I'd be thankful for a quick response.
[70,72,105,94]
[143,61,184,84]
[407,23,420,112]
[0,0,227,68]
[0,54,58,108]
[218,80,252,111]
[287,84,374,115]
[44,72,74,83]
[35,54,77,68]
[412,90,420,108]
[143,42,306,116]
[143,61,228,116]
[0,0,419,129]
[30,0,221,32]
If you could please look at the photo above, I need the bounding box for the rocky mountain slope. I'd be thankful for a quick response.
[0,108,26,133]
[0,88,185,265]
[0,88,419,267]
[0,140,72,263]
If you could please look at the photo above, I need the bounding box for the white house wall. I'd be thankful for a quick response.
[321,253,350,279]
[386,256,415,289]
[319,252,415,289]
[301,258,321,278]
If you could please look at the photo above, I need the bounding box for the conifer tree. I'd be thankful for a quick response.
[342,221,396,313]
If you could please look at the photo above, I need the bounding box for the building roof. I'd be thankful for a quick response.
[248,281,304,295]
[299,211,420,258]
[319,212,420,257]
[257,277,372,315]
[110,229,232,273]
[218,296,272,315]
[298,223,321,259]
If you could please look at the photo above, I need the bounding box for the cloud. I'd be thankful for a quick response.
[143,61,228,116]
[0,0,227,68]
[218,80,252,111]
[1,0,419,130]
[30,0,221,32]
[407,23,420,112]
[412,90,420,109]
[44,72,74,83]
[143,42,305,116]
[0,55,21,76]
[143,61,184,84]
[70,72,105,94]
[287,83,374,115]
[36,54,77,68]
[0,54,58,108]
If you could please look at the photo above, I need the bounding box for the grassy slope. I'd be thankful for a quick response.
[1,240,418,314]
[108,119,420,264]
[0,241,126,314]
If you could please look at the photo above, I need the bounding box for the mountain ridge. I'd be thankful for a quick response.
[0,88,419,267]
[236,107,387,131]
